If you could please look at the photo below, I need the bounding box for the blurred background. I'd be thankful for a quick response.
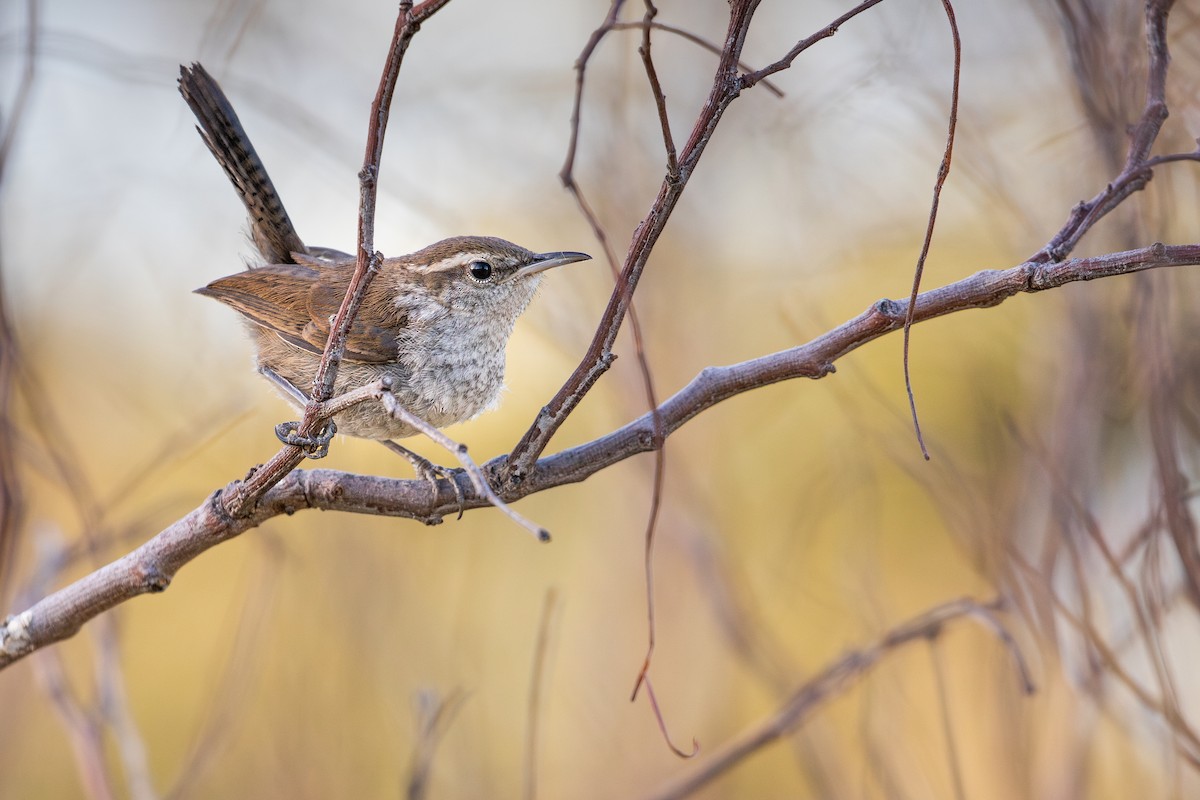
[1,0,1199,797]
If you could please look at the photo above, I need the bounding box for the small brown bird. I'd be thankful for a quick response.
[179,64,589,448]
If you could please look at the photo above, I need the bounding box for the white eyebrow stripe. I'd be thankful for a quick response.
[424,252,496,272]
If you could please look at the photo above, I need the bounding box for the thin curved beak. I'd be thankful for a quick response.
[513,251,591,280]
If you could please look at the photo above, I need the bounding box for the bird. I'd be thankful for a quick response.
[178,64,590,461]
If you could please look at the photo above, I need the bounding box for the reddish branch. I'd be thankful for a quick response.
[902,0,961,461]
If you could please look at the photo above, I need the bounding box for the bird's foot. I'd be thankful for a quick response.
[275,420,337,459]
[380,441,466,518]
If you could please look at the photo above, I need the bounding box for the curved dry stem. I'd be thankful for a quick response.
[641,597,1027,800]
[902,0,961,461]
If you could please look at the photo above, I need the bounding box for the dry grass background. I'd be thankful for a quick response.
[0,0,1198,797]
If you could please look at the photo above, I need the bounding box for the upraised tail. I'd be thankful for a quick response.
[179,63,306,264]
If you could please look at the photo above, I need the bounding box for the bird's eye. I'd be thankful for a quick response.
[468,261,493,281]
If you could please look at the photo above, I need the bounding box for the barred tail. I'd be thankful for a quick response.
[179,63,306,265]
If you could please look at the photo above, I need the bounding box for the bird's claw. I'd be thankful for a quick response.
[275,420,337,459]
[410,455,467,519]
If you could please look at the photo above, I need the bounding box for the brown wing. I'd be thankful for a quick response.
[197,261,403,363]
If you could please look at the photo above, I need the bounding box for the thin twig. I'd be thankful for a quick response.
[901,0,960,461]
[316,378,550,539]
[34,648,117,800]
[610,21,785,98]
[508,0,890,480]
[405,689,467,800]
[929,638,967,800]
[641,675,699,760]
[524,589,559,800]
[95,616,157,800]
[641,598,1029,800]
[740,0,887,89]
[639,1,678,180]
[377,388,549,542]
[1033,0,1180,264]
[1009,550,1200,764]
[560,0,626,188]
[220,0,454,520]
[625,0,675,746]
[0,0,38,595]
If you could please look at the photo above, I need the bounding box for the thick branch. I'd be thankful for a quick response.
[3,242,1197,671]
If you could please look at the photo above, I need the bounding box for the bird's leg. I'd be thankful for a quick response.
[261,366,465,511]
[379,440,466,518]
[377,388,549,541]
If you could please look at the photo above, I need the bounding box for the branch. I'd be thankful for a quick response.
[3,242,1197,670]
[218,0,453,520]
[506,0,767,479]
[0,0,39,595]
[1033,0,1182,263]
[641,597,1032,800]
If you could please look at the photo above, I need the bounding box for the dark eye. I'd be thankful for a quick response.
[468,261,493,281]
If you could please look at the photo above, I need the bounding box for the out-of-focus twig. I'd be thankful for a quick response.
[405,689,467,800]
[642,598,1031,800]
[524,589,559,800]
[0,0,39,597]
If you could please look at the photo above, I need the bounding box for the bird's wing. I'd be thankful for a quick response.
[197,262,403,364]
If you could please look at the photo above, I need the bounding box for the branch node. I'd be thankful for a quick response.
[874,298,905,319]
[0,611,34,658]
[138,565,170,593]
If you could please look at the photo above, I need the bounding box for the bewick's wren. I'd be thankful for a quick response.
[179,64,589,443]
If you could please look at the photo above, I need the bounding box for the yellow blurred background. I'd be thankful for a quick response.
[1,0,1198,797]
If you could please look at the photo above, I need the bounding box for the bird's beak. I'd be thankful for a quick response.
[512,251,592,280]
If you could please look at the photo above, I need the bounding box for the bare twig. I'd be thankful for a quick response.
[405,689,467,800]
[740,0,887,89]
[624,0,676,747]
[641,598,1030,800]
[1009,550,1200,765]
[35,647,118,800]
[524,589,559,800]
[95,616,157,800]
[641,674,699,759]
[610,21,785,98]
[507,0,779,479]
[901,0,961,461]
[0,0,38,595]
[638,1,678,181]
[1033,0,1182,264]
[929,638,967,800]
[218,0,454,520]
[377,387,549,541]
